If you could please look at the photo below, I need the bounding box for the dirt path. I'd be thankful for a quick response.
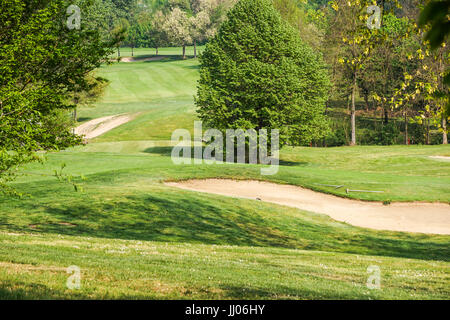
[166,179,450,235]
[75,114,132,139]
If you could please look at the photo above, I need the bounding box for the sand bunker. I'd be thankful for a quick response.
[120,55,169,63]
[429,156,450,161]
[166,179,450,235]
[75,114,132,139]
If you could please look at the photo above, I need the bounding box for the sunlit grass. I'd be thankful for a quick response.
[1,48,449,299]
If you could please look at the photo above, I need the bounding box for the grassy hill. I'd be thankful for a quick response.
[0,48,449,299]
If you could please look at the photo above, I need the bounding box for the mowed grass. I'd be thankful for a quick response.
[3,163,450,260]
[1,144,449,299]
[1,47,449,299]
[78,56,199,141]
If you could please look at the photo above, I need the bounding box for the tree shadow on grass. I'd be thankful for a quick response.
[142,55,193,63]
[3,189,449,261]
[0,281,86,300]
[144,146,308,166]
[181,63,200,70]
[76,117,93,123]
[216,284,364,300]
[7,194,298,249]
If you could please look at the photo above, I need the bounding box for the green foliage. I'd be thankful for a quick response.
[419,0,450,50]
[274,0,324,50]
[196,0,330,147]
[0,0,116,194]
[419,0,450,116]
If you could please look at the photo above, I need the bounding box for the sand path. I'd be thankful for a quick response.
[120,55,170,62]
[429,156,450,161]
[166,179,450,235]
[75,114,132,139]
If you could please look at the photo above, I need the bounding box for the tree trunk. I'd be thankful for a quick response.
[156,47,158,56]
[438,49,447,144]
[131,45,134,57]
[350,74,357,146]
[117,47,120,58]
[442,114,448,144]
[194,41,197,58]
[182,45,186,59]
[72,108,77,134]
[404,110,408,145]
[364,94,370,112]
[426,117,430,145]
[384,108,389,124]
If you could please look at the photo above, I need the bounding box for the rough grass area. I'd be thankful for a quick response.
[0,233,448,299]
[1,48,449,299]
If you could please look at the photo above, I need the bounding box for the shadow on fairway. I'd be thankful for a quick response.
[2,189,449,261]
[76,117,93,123]
[143,146,307,166]
[0,281,87,299]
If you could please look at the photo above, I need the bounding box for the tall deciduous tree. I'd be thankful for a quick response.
[189,0,228,58]
[150,10,168,55]
[190,11,211,58]
[328,0,400,145]
[0,0,116,194]
[196,0,330,148]
[390,0,449,144]
[162,7,192,59]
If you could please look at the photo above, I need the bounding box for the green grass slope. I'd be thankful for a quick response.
[1,233,448,299]
[0,48,449,299]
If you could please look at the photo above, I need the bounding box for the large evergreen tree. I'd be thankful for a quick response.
[195,0,330,147]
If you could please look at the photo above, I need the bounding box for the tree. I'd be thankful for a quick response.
[190,11,211,58]
[126,23,140,56]
[390,0,449,144]
[364,14,411,125]
[196,0,330,149]
[328,0,401,145]
[0,0,116,194]
[162,7,193,59]
[191,0,234,57]
[419,0,450,140]
[150,10,168,55]
[189,0,228,58]
[112,18,130,58]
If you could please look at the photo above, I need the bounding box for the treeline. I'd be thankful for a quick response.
[270,0,449,146]
[81,0,448,146]
[76,0,236,58]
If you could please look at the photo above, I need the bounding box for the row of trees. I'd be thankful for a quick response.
[106,0,236,59]
[321,0,448,145]
[66,0,449,146]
